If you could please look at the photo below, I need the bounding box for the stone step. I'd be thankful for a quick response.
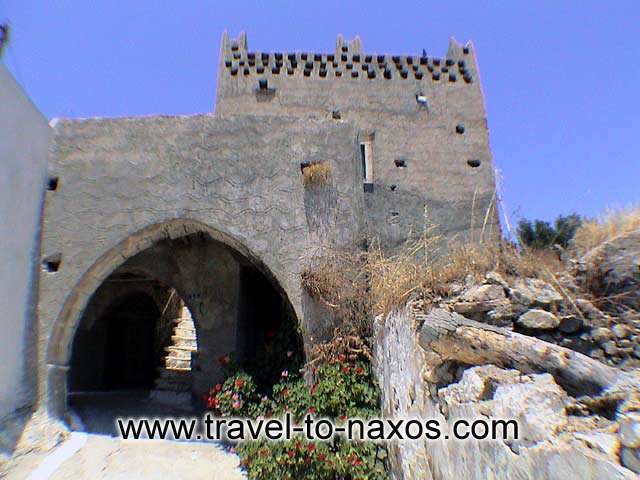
[155,378,191,393]
[150,390,191,406]
[164,357,191,370]
[171,335,196,348]
[175,319,195,330]
[173,326,195,337]
[165,347,194,359]
[155,368,192,392]
[166,342,197,351]
[157,366,191,377]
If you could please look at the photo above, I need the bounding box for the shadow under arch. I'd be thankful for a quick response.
[45,218,301,419]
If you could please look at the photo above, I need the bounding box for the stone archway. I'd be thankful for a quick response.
[45,219,301,421]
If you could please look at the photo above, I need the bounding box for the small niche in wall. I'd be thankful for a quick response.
[364,183,374,193]
[467,159,481,168]
[300,161,311,173]
[42,253,61,273]
[390,184,397,191]
[255,79,275,101]
[394,159,407,168]
[47,176,59,191]
[456,124,465,134]
[332,110,341,120]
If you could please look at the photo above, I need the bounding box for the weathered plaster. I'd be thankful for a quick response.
[39,115,362,416]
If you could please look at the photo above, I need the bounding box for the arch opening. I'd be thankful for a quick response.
[60,223,303,431]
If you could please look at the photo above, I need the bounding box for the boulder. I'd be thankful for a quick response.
[486,302,516,328]
[509,278,563,308]
[576,228,640,311]
[485,271,509,288]
[591,327,612,344]
[621,448,640,474]
[619,413,640,449]
[603,341,619,356]
[451,284,509,316]
[612,323,630,339]
[576,298,607,323]
[559,315,584,334]
[517,309,560,330]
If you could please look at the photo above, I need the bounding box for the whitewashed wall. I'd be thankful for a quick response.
[0,64,49,419]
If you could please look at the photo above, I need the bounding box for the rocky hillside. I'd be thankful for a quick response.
[373,227,640,478]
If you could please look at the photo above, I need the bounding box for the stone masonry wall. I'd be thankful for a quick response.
[215,33,499,250]
[39,114,363,417]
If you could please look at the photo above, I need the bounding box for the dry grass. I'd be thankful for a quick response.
[301,249,371,337]
[573,206,640,256]
[302,162,331,187]
[309,329,373,366]
[364,238,564,316]
[303,231,566,327]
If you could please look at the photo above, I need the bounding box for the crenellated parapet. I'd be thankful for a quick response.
[218,32,476,84]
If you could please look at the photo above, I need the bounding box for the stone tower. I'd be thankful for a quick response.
[215,32,499,249]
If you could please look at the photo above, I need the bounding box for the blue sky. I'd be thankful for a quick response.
[2,1,639,225]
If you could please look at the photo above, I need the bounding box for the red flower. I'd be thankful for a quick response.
[287,450,295,458]
[235,378,245,389]
[295,441,302,450]
[266,330,276,339]
[337,353,347,363]
[310,383,318,395]
[355,367,365,375]
[342,366,350,374]
[215,383,222,392]
[339,415,347,422]
[207,397,218,409]
[307,407,316,414]
[307,444,316,453]
[317,453,326,461]
[304,456,312,465]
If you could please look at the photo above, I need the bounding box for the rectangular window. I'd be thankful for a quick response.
[360,141,373,185]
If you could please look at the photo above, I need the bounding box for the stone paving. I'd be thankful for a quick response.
[4,392,245,479]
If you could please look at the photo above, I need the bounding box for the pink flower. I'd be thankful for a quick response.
[232,400,242,410]
[281,369,289,379]
[287,350,294,358]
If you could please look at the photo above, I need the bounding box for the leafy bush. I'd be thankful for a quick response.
[205,349,386,480]
[516,214,582,250]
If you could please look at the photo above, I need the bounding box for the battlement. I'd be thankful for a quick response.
[220,32,476,84]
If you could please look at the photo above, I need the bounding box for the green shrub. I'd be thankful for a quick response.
[205,351,386,479]
[517,213,582,250]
